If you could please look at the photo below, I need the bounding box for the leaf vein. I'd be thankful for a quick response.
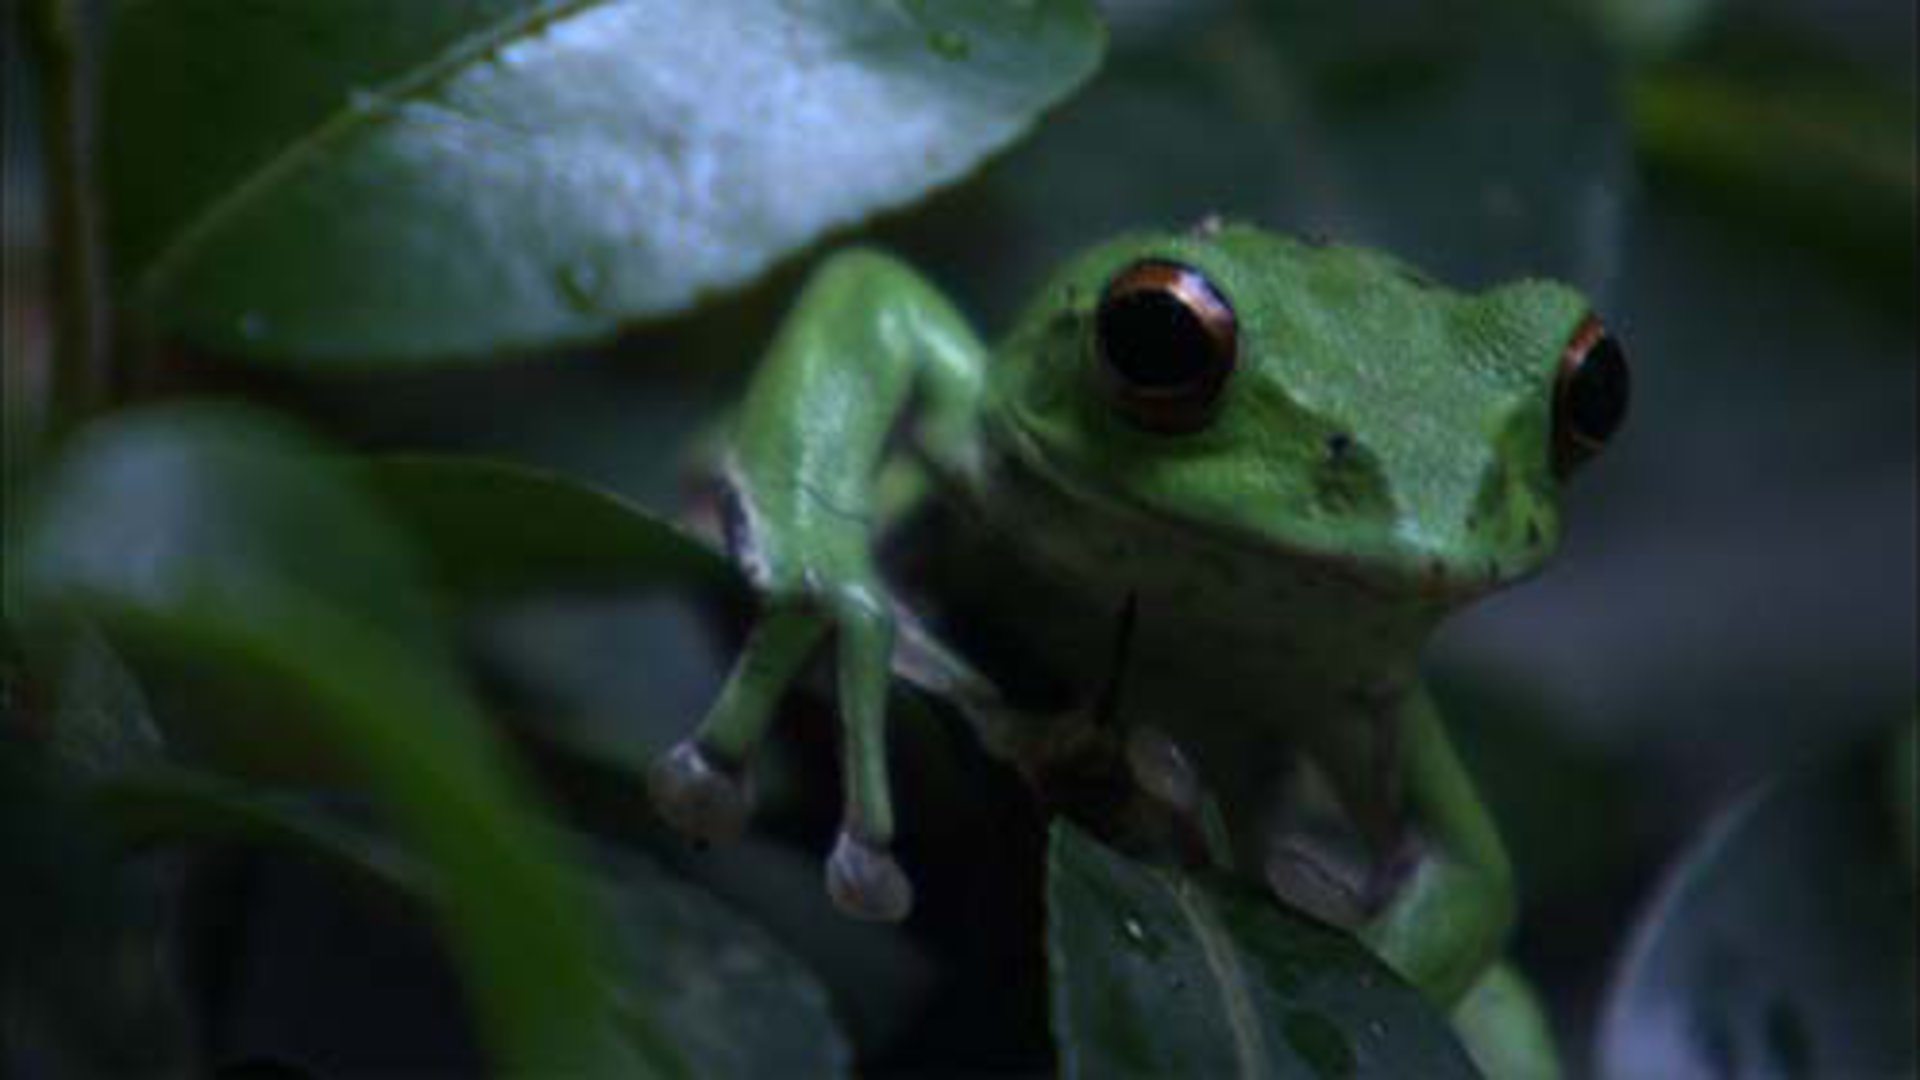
[131,0,613,305]
[1166,872,1271,1079]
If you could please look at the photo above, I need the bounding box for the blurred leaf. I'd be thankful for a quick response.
[215,1058,322,1080]
[476,687,940,1055]
[0,744,191,1075]
[1434,671,1638,906]
[93,768,854,1079]
[891,0,1629,325]
[95,767,421,897]
[593,850,853,1079]
[1597,744,1917,1080]
[5,404,660,1075]
[645,834,938,1056]
[1252,1,1625,291]
[5,408,428,783]
[1629,32,1918,316]
[359,454,743,604]
[6,403,440,649]
[1579,0,1725,59]
[1891,717,1916,879]
[39,625,167,776]
[105,0,1105,365]
[3,616,165,778]
[1047,822,1477,1079]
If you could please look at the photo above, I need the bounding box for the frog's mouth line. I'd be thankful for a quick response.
[984,410,1536,607]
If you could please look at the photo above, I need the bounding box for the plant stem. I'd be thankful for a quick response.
[30,0,112,433]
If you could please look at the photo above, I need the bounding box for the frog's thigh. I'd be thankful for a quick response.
[1451,961,1561,1080]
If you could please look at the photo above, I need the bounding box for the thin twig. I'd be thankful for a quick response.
[30,0,112,433]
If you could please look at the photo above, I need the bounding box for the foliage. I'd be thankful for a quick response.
[3,0,1912,1076]
[104,0,1104,364]
[1047,823,1478,1078]
[1598,739,1916,1078]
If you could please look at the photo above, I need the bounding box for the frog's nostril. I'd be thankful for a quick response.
[1313,435,1391,517]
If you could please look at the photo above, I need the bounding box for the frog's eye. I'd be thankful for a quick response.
[1553,315,1630,474]
[1094,260,1238,433]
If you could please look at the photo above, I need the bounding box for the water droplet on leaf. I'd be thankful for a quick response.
[1117,915,1166,958]
[927,29,970,60]
[555,260,609,313]
[1283,1010,1355,1080]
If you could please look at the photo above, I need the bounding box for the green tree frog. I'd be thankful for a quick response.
[646,221,1628,1028]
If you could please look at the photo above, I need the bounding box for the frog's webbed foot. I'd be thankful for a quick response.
[826,830,913,921]
[645,590,915,922]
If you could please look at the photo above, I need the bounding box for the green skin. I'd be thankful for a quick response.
[648,221,1598,1036]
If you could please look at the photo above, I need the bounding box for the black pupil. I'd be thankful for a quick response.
[1099,290,1213,389]
[1567,334,1630,443]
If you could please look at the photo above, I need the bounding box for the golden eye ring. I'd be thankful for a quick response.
[1553,314,1630,475]
[1093,260,1239,434]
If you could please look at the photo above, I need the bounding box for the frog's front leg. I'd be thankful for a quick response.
[1353,687,1517,1007]
[647,250,986,921]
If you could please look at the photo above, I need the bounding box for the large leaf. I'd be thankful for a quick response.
[359,454,744,603]
[5,405,658,1075]
[1047,822,1477,1079]
[593,849,852,1079]
[1597,745,1917,1079]
[95,768,854,1079]
[105,0,1105,365]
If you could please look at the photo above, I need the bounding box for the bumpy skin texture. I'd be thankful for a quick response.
[649,224,1601,1047]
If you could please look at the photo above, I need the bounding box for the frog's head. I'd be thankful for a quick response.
[985,222,1629,607]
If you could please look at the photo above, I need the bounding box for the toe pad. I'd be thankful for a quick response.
[825,831,913,922]
[646,741,752,844]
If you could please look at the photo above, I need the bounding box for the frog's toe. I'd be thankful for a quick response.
[646,740,753,843]
[825,830,914,922]
[1265,839,1368,929]
[1124,726,1201,813]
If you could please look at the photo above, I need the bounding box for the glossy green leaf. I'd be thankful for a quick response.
[105,0,1105,365]
[359,454,743,603]
[5,404,661,1075]
[1598,746,1917,1079]
[1047,822,1478,1079]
